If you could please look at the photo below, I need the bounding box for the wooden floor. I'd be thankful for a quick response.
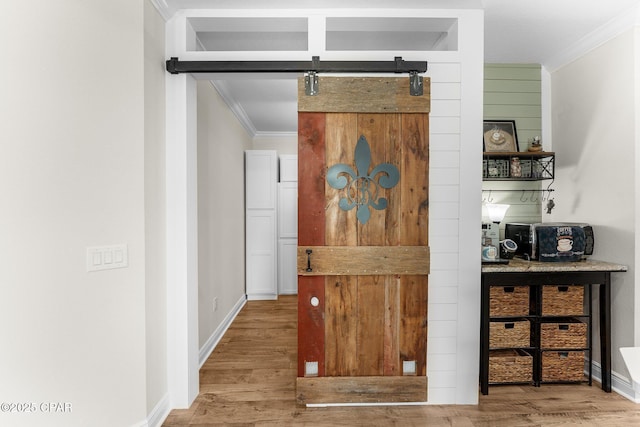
[163,295,640,426]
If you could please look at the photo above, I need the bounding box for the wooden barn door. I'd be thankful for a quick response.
[296,77,430,405]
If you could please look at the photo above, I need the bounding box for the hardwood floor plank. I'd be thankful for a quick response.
[163,295,640,426]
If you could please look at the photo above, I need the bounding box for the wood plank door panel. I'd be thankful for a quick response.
[297,112,326,379]
[297,77,430,405]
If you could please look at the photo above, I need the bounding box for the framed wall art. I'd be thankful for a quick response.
[483,120,519,152]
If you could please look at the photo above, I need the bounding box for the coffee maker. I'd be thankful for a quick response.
[482,204,515,263]
[481,222,500,261]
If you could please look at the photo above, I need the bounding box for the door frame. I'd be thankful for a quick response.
[164,9,484,408]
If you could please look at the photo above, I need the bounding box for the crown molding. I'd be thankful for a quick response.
[210,81,258,137]
[149,0,172,21]
[544,4,640,72]
[253,131,298,139]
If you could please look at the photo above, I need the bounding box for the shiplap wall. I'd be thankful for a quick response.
[483,64,543,233]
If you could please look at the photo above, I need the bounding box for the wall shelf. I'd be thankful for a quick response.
[483,152,555,181]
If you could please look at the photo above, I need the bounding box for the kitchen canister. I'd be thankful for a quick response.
[510,157,522,177]
[500,239,518,259]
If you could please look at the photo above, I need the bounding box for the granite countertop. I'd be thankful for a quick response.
[482,257,628,273]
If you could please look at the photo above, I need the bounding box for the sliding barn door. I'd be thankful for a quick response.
[296,77,430,404]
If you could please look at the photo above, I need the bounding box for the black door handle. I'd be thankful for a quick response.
[306,249,313,272]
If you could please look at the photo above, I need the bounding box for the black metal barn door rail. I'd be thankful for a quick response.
[166,56,427,75]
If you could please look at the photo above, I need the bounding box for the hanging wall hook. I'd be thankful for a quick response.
[520,189,528,203]
[546,179,555,193]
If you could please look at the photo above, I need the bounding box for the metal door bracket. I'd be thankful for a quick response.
[410,71,423,96]
[305,71,318,96]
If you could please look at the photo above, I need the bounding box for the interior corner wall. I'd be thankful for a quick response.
[550,29,636,383]
[197,81,252,351]
[0,1,147,426]
[145,0,169,418]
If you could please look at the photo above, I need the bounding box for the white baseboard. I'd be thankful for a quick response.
[247,293,278,301]
[134,295,247,427]
[135,296,246,427]
[589,360,639,403]
[199,294,247,367]
[132,393,171,427]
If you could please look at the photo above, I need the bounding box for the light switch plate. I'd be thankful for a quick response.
[87,244,128,272]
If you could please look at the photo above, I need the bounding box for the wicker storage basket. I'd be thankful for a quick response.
[542,285,584,316]
[540,321,587,349]
[490,320,530,348]
[489,349,533,383]
[490,286,529,316]
[541,351,585,382]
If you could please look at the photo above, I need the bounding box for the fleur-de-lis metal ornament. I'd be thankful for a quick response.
[326,135,400,225]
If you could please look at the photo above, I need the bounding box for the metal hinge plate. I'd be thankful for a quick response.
[410,72,423,96]
[305,71,318,96]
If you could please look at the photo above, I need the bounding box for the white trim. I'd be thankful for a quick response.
[589,360,639,403]
[210,81,258,137]
[149,0,171,21]
[254,131,298,139]
[130,393,172,427]
[199,295,247,367]
[540,66,552,152]
[146,393,171,427]
[455,9,484,405]
[166,14,200,408]
[544,4,640,72]
[247,293,279,301]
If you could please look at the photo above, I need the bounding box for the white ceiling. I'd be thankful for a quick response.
[159,0,640,135]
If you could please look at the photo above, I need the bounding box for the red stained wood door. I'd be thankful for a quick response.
[296,77,430,405]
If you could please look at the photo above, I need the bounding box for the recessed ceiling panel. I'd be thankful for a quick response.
[189,17,308,51]
[326,17,457,51]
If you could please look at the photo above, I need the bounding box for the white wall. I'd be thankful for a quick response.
[450,10,484,404]
[197,81,252,354]
[0,1,148,426]
[144,0,169,419]
[551,29,636,388]
[252,134,297,154]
